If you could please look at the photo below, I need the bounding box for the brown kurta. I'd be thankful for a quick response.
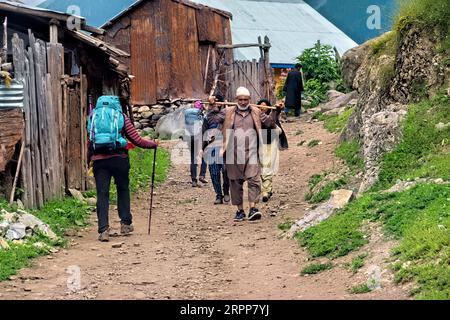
[222,105,276,205]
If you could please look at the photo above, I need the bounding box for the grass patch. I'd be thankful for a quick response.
[278,219,294,232]
[370,31,398,57]
[295,130,304,136]
[298,183,450,299]
[376,93,450,190]
[307,139,321,148]
[318,108,354,134]
[350,283,372,294]
[335,140,364,171]
[394,0,450,37]
[300,262,333,275]
[305,177,348,204]
[128,147,170,193]
[91,147,171,201]
[404,152,450,181]
[308,174,325,190]
[347,254,368,274]
[0,198,90,281]
[296,194,372,258]
[297,140,306,146]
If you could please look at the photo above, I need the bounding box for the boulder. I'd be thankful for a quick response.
[69,189,85,203]
[86,198,97,206]
[0,221,9,236]
[341,41,371,89]
[151,105,165,115]
[358,105,407,193]
[327,90,345,101]
[324,107,346,116]
[138,106,150,113]
[155,107,187,140]
[321,91,358,112]
[287,189,353,237]
[1,209,19,223]
[141,111,154,119]
[6,223,27,240]
[18,213,43,230]
[329,189,354,208]
[16,199,25,210]
[133,122,142,130]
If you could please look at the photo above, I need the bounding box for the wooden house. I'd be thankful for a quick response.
[0,1,130,208]
[101,0,233,106]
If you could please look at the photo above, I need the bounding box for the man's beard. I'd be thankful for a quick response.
[237,103,249,111]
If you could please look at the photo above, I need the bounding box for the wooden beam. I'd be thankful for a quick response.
[82,24,105,35]
[49,24,58,44]
[217,43,271,50]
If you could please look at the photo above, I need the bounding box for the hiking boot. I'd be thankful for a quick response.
[98,230,110,242]
[120,224,134,235]
[248,208,262,221]
[214,196,223,205]
[233,210,246,222]
[192,180,198,187]
[199,176,208,184]
[223,194,230,203]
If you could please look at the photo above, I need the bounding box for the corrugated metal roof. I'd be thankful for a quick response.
[0,80,24,109]
[191,0,358,65]
[101,0,232,29]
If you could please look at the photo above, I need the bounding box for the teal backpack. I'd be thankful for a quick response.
[87,96,128,154]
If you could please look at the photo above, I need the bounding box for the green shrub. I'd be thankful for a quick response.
[350,283,371,294]
[301,262,333,275]
[298,41,340,84]
[304,79,328,107]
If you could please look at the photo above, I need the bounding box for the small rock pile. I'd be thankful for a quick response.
[0,208,58,249]
[132,102,193,132]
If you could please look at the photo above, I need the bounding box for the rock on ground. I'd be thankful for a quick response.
[288,189,354,237]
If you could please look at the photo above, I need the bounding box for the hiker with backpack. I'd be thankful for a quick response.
[202,94,230,205]
[88,96,158,242]
[184,101,208,187]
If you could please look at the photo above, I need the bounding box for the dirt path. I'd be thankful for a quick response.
[0,116,410,300]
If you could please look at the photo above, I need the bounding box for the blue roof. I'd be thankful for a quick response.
[304,0,398,44]
[192,0,357,64]
[39,0,138,27]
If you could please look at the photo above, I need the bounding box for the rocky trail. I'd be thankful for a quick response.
[0,116,410,300]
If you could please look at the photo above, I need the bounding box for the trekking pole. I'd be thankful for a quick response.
[148,147,157,235]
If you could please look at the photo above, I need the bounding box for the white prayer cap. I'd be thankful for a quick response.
[236,87,250,98]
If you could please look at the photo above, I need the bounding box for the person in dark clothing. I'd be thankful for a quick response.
[257,99,288,202]
[283,63,304,117]
[202,94,230,205]
[88,99,158,242]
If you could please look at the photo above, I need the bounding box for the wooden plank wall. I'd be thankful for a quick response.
[11,31,87,208]
[104,0,232,105]
[130,1,156,105]
[229,59,267,103]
